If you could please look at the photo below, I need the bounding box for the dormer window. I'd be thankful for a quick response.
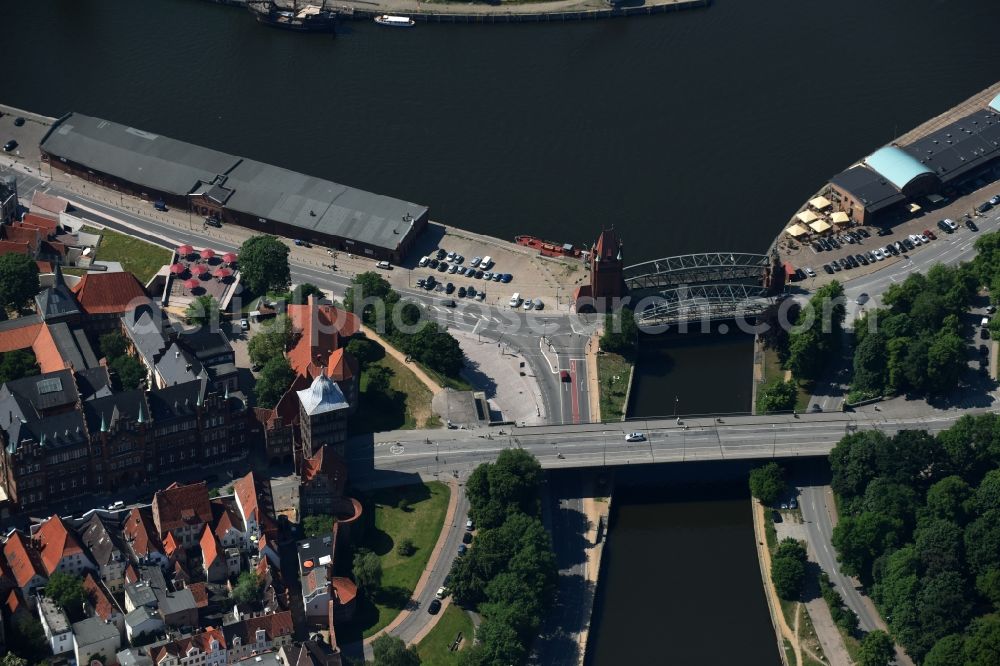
[256,628,267,643]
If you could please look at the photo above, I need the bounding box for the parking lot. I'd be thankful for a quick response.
[782,178,1000,288]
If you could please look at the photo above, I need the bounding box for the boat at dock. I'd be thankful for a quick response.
[247,0,338,32]
[515,235,583,259]
[374,15,415,27]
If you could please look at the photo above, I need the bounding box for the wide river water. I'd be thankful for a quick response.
[4,1,1000,663]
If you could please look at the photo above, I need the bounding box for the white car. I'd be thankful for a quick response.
[944,218,958,231]
[509,292,522,308]
[523,299,533,310]
[480,255,493,270]
[446,251,456,262]
[418,256,430,267]
[625,432,646,442]
[908,234,922,246]
[874,248,886,261]
[804,267,816,278]
[435,586,447,599]
[919,233,930,243]
[475,291,485,301]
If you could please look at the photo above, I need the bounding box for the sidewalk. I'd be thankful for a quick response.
[752,498,799,666]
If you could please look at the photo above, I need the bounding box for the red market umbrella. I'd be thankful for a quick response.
[200,248,216,260]
[213,267,233,279]
[222,252,237,264]
[177,244,193,256]
[183,278,200,290]
[169,263,186,275]
[191,263,209,275]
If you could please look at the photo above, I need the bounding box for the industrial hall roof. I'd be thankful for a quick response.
[862,145,936,191]
[902,107,1000,183]
[829,165,906,211]
[41,112,429,252]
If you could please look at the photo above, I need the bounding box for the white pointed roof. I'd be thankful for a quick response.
[297,373,349,416]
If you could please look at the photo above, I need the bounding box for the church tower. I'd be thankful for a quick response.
[590,228,626,302]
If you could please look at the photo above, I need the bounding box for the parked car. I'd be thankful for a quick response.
[436,587,447,599]
[492,273,502,282]
[428,599,442,614]
[377,260,392,270]
[458,286,467,298]
[857,293,870,305]
[429,258,439,269]
[108,500,125,511]
[416,278,426,288]
[857,228,871,238]
[419,256,430,267]
[454,254,465,264]
[523,299,533,310]
[980,345,989,356]
[894,241,906,254]
[293,239,307,247]
[990,195,1000,206]
[240,317,249,331]
[2,140,17,152]
[436,248,447,260]
[856,254,868,266]
[441,299,456,308]
[823,264,834,274]
[804,267,816,277]
[154,199,168,212]
[533,299,543,310]
[625,432,646,442]
[480,255,493,269]
[445,282,455,294]
[446,251,456,262]
[866,251,877,263]
[923,229,936,240]
[466,519,474,531]
[471,256,482,267]
[457,544,468,556]
[476,291,485,301]
[966,218,979,232]
[976,202,993,215]
[447,264,457,274]
[13,117,25,127]
[811,242,823,253]
[466,286,477,298]
[501,273,513,283]
[483,271,493,281]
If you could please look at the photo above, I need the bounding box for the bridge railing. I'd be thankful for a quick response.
[623,252,771,290]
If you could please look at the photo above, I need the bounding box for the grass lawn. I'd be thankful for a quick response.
[81,225,172,284]
[761,347,812,413]
[416,604,474,665]
[338,482,450,641]
[597,352,633,421]
[422,362,473,392]
[349,348,440,434]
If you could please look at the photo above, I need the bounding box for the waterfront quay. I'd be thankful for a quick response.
[208,0,711,24]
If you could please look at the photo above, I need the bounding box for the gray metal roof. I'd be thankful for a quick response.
[72,615,120,646]
[41,113,240,196]
[42,113,429,251]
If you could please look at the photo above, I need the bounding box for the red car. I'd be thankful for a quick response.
[924,229,937,240]
[560,370,571,382]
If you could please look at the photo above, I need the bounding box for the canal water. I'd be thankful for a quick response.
[5,1,1000,663]
[587,467,780,666]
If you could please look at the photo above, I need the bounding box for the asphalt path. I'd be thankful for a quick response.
[1,165,597,426]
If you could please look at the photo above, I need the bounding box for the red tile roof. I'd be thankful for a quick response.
[35,260,54,274]
[233,471,260,528]
[32,323,68,373]
[0,240,30,256]
[82,572,118,620]
[230,610,294,643]
[4,588,25,616]
[255,554,270,578]
[593,228,620,261]
[71,272,149,314]
[200,525,221,569]
[152,481,212,536]
[33,514,84,575]
[2,531,45,589]
[163,532,181,559]
[30,192,67,216]
[188,581,209,608]
[20,213,58,235]
[287,296,360,379]
[331,577,357,607]
[325,348,357,383]
[123,507,163,559]
[301,445,348,487]
[0,321,42,353]
[212,499,243,541]
[2,225,41,251]
[151,628,226,663]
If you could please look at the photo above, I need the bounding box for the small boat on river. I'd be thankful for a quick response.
[374,15,415,27]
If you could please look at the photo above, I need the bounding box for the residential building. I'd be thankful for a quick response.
[123,507,168,570]
[71,271,150,332]
[124,605,163,644]
[2,531,47,601]
[148,627,227,666]
[33,513,96,576]
[279,640,343,666]
[232,470,277,548]
[152,481,213,547]
[126,565,198,628]
[222,610,294,663]
[0,175,17,225]
[79,513,129,591]
[212,498,245,552]
[297,536,333,625]
[118,647,156,666]
[73,615,122,665]
[37,595,73,655]
[82,571,125,637]
[199,525,228,584]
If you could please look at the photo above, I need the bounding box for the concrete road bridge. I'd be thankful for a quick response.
[350,408,987,479]
[623,252,771,291]
[635,283,773,326]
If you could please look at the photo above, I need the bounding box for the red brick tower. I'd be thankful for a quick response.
[590,228,626,301]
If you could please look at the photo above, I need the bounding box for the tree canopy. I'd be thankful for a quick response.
[353,548,383,594]
[185,294,221,327]
[239,235,290,295]
[0,349,39,385]
[370,634,420,666]
[771,538,807,600]
[829,413,1000,661]
[254,356,295,409]
[858,630,894,666]
[0,253,40,312]
[787,281,845,382]
[291,282,325,305]
[248,316,293,367]
[755,379,797,415]
[230,571,263,606]
[45,571,87,621]
[600,307,637,356]
[749,462,786,505]
[466,448,543,530]
[301,514,333,538]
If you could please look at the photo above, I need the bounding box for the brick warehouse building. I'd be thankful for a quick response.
[39,113,429,262]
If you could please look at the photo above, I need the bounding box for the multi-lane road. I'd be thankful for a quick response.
[1,163,597,425]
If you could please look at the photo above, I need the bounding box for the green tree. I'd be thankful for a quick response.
[6,616,47,664]
[0,253,40,312]
[364,365,393,396]
[185,294,220,327]
[924,475,973,525]
[291,282,325,305]
[248,316,293,368]
[346,335,384,366]
[371,634,420,666]
[962,613,1000,666]
[917,571,972,654]
[913,519,963,576]
[408,322,464,377]
[45,571,87,621]
[976,568,1000,608]
[110,354,146,390]
[1,654,29,666]
[239,235,290,295]
[396,537,416,557]
[748,462,786,505]
[832,512,902,582]
[301,514,333,538]
[99,331,128,360]
[852,330,888,397]
[787,328,824,381]
[965,510,1000,578]
[755,379,797,414]
[466,449,543,529]
[973,470,1000,514]
[926,329,965,395]
[231,571,262,605]
[599,307,637,356]
[771,539,807,601]
[0,349,40,384]
[464,616,525,666]
[858,630,894,666]
[923,634,965,666]
[344,271,396,324]
[254,356,295,409]
[353,548,383,594]
[829,430,886,499]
